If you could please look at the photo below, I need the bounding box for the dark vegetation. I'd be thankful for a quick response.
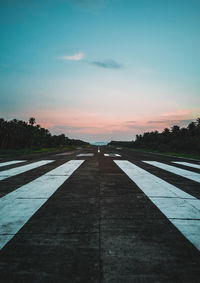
[0,117,88,149]
[109,118,200,154]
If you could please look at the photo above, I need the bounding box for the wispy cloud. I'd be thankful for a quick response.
[90,59,123,69]
[52,124,87,131]
[59,52,84,61]
[161,110,191,118]
[147,119,194,125]
[58,53,122,69]
[126,121,137,124]
[123,118,196,133]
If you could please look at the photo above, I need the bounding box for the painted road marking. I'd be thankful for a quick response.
[0,160,26,168]
[104,154,121,157]
[172,161,200,170]
[0,160,54,181]
[56,152,74,156]
[114,160,200,251]
[77,154,94,157]
[143,161,200,183]
[98,146,100,153]
[0,160,84,250]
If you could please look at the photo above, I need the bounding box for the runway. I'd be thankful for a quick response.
[0,146,199,282]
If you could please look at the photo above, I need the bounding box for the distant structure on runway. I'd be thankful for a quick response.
[90,142,109,146]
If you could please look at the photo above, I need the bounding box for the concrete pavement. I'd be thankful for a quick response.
[0,146,199,282]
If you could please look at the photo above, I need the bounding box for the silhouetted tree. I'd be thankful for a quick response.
[28,117,36,126]
[109,118,200,153]
[0,117,88,149]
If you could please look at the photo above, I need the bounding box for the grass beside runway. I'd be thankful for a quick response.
[0,145,88,158]
[109,146,200,161]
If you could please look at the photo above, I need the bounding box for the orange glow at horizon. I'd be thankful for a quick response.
[33,108,198,138]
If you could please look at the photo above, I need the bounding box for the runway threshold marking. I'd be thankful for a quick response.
[77,153,94,157]
[56,152,74,156]
[114,160,200,251]
[104,154,121,157]
[0,160,54,181]
[172,161,200,170]
[0,160,84,250]
[143,161,200,183]
[0,160,26,168]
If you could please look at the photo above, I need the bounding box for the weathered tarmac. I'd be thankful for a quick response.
[0,146,200,282]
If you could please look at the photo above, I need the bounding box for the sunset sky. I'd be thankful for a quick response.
[0,0,199,142]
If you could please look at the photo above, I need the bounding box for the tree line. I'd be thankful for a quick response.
[0,117,88,149]
[109,118,200,153]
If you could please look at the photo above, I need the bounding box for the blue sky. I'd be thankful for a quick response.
[0,0,199,142]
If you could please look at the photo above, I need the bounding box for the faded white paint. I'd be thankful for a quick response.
[114,160,200,251]
[143,161,200,183]
[0,160,26,168]
[77,153,94,157]
[56,152,74,156]
[172,161,200,170]
[171,220,200,252]
[104,154,121,157]
[0,160,84,250]
[0,160,54,181]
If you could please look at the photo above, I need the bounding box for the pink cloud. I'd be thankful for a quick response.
[161,110,190,117]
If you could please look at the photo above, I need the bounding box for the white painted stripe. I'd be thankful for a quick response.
[0,160,54,181]
[77,153,94,157]
[0,160,84,250]
[104,154,121,157]
[114,160,200,251]
[0,160,26,168]
[114,161,195,199]
[56,152,74,156]
[98,146,100,153]
[170,220,200,251]
[143,161,200,183]
[172,161,200,170]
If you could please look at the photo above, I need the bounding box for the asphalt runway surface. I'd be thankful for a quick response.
[0,146,200,282]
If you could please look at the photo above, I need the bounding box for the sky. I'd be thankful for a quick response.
[0,0,199,142]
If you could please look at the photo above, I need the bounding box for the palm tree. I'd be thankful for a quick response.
[28,117,36,126]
